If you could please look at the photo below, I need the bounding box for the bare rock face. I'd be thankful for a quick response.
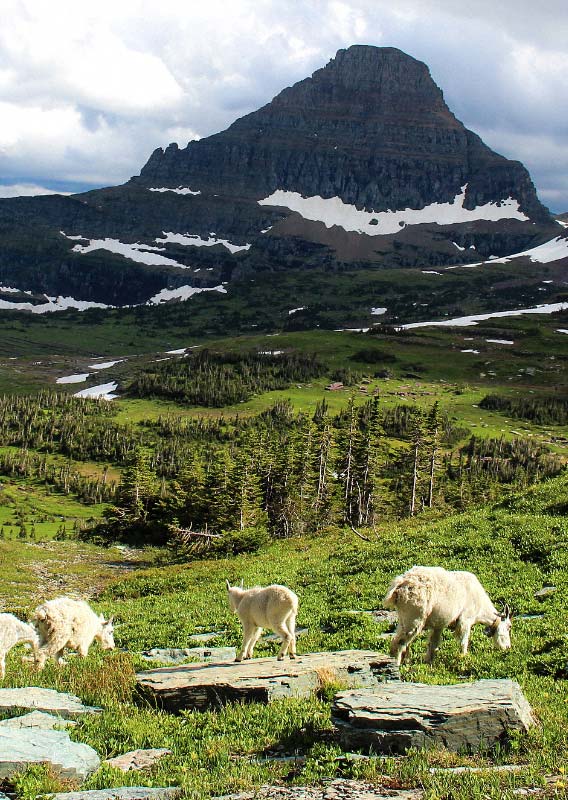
[136,650,399,712]
[51,790,181,800]
[104,748,172,772]
[0,710,77,730]
[332,679,535,754]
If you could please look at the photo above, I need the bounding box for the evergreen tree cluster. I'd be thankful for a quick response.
[127,349,327,406]
[480,393,568,426]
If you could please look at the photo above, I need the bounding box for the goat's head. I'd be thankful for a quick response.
[225,579,244,612]
[485,604,512,651]
[97,614,116,650]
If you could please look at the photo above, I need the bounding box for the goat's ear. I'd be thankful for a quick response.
[225,579,231,591]
[107,615,114,625]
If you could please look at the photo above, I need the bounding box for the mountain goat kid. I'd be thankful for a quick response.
[225,581,298,661]
[384,566,512,665]
[0,613,40,679]
[33,597,115,669]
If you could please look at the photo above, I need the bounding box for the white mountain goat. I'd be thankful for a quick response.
[384,566,512,665]
[32,597,115,669]
[225,581,298,661]
[0,613,40,679]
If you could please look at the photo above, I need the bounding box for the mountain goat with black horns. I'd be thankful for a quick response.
[384,566,512,665]
[225,581,298,661]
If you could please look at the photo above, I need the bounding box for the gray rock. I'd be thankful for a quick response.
[104,748,172,772]
[137,650,399,712]
[212,779,422,800]
[51,789,181,800]
[188,631,227,643]
[332,679,535,754]
[0,687,100,719]
[346,611,398,626]
[534,586,556,600]
[0,728,100,780]
[140,647,236,664]
[0,710,77,730]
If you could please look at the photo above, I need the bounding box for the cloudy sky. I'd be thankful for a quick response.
[1,0,567,210]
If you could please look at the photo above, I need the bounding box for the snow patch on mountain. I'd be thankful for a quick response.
[258,185,529,236]
[401,302,568,329]
[65,235,188,268]
[88,360,124,370]
[56,373,90,384]
[74,382,119,400]
[148,284,227,304]
[0,294,111,313]
[149,187,201,195]
[156,232,251,254]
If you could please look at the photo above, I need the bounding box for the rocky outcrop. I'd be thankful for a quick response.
[0,686,100,718]
[0,710,77,730]
[51,789,181,800]
[104,748,172,772]
[0,727,100,781]
[136,650,399,712]
[212,779,423,800]
[332,679,535,754]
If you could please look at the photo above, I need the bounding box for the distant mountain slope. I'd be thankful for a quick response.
[0,45,560,309]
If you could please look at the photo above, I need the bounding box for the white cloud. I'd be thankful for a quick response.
[0,183,70,198]
[1,0,567,208]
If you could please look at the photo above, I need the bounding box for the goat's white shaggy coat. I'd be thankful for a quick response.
[0,613,39,679]
[384,566,512,665]
[32,597,115,669]
[225,581,298,661]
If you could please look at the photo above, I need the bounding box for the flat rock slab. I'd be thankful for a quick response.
[105,748,172,772]
[332,679,535,754]
[140,647,236,664]
[0,710,77,730]
[51,789,181,800]
[0,727,100,780]
[0,687,100,718]
[214,779,422,800]
[136,651,399,712]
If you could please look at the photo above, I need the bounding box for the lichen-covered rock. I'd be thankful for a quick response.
[0,728,100,780]
[51,789,181,800]
[104,748,172,772]
[332,679,535,754]
[0,710,77,729]
[140,647,236,664]
[0,687,100,718]
[136,650,399,712]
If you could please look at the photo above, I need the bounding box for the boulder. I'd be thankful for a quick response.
[136,650,399,712]
[212,779,422,800]
[332,679,535,754]
[104,748,172,772]
[0,687,100,718]
[51,790,180,800]
[0,727,100,780]
[0,710,77,730]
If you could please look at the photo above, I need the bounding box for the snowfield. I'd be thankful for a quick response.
[74,382,119,400]
[56,373,90,384]
[258,184,529,235]
[148,285,227,304]
[88,360,124,370]
[0,294,111,314]
[156,232,251,254]
[149,187,201,195]
[66,235,188,268]
[401,302,568,329]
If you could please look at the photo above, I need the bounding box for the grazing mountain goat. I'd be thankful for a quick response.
[225,581,298,661]
[384,566,512,665]
[0,613,40,679]
[32,597,115,669]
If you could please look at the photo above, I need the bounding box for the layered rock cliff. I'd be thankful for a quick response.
[0,45,558,308]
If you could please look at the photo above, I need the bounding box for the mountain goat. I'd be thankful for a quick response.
[32,597,115,669]
[225,581,298,661]
[0,613,40,679]
[384,566,512,665]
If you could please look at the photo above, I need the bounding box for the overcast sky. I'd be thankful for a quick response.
[1,0,567,211]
